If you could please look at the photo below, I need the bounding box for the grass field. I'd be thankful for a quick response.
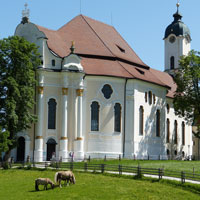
[1,168,200,200]
[87,159,200,174]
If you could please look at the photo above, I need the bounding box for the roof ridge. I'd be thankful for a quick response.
[111,26,148,68]
[81,15,116,58]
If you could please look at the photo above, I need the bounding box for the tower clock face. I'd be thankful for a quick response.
[169,36,176,43]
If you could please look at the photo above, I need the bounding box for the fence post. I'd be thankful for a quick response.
[70,161,74,171]
[158,168,163,180]
[84,162,88,172]
[101,164,105,173]
[104,155,107,161]
[45,162,48,169]
[56,162,59,169]
[88,156,91,162]
[148,154,149,160]
[181,171,185,184]
[193,167,195,177]
[137,165,141,178]
[119,154,121,161]
[119,165,122,175]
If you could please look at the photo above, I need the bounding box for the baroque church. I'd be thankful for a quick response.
[12,3,193,162]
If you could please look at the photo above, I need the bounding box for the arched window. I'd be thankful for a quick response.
[48,98,57,129]
[91,101,100,131]
[17,137,25,161]
[182,122,185,145]
[182,151,185,158]
[170,56,175,70]
[145,92,147,103]
[148,91,152,105]
[114,103,121,132]
[166,118,170,143]
[156,109,160,137]
[174,120,178,144]
[166,104,170,114]
[167,149,170,156]
[52,59,55,66]
[153,94,156,104]
[139,106,144,135]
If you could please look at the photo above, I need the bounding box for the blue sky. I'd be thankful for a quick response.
[1,0,200,72]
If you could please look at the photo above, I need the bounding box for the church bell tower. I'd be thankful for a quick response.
[164,2,191,73]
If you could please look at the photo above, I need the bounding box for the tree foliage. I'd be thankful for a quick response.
[173,50,200,138]
[0,36,41,159]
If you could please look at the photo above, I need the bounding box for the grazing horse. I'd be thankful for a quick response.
[35,178,55,191]
[54,171,76,188]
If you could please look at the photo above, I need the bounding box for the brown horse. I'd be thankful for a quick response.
[35,178,55,191]
[54,171,76,188]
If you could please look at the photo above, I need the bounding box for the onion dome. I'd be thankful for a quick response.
[164,4,191,41]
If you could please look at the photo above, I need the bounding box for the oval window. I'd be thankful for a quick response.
[101,84,113,99]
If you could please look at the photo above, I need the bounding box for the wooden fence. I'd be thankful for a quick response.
[2,160,200,184]
[49,162,200,184]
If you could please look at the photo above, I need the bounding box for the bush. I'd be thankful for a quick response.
[2,162,10,169]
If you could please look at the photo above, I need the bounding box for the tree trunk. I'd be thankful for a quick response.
[4,149,11,162]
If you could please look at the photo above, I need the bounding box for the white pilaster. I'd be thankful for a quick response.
[34,86,44,162]
[74,89,84,159]
[59,88,69,162]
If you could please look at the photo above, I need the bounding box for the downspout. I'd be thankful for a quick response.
[123,78,128,157]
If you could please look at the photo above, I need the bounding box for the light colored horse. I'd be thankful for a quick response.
[35,178,55,191]
[54,171,76,188]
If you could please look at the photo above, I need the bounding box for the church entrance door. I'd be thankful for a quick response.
[46,138,57,161]
[17,137,25,162]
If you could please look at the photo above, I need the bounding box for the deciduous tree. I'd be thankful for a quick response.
[0,36,40,161]
[174,50,200,138]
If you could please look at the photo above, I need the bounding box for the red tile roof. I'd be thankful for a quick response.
[36,15,176,95]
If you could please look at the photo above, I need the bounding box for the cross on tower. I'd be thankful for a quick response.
[22,3,30,18]
[21,3,30,24]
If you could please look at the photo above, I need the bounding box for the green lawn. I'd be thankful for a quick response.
[87,159,200,174]
[0,169,200,200]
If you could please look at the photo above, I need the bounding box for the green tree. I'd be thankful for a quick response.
[0,36,40,161]
[174,50,200,138]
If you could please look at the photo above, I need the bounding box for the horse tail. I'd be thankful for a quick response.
[35,179,39,191]
[72,174,76,184]
[54,172,59,184]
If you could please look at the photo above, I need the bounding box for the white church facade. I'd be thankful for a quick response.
[12,5,193,162]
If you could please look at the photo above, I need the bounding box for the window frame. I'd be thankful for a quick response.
[114,103,121,133]
[139,106,144,136]
[91,101,100,131]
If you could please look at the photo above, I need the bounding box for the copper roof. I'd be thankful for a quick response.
[36,15,176,95]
